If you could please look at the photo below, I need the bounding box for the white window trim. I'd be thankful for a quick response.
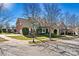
[42,28,46,33]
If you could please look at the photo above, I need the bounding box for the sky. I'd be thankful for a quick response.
[60,3,79,15]
[1,3,79,26]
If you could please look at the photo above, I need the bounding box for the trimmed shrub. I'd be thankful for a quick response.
[8,29,12,33]
[2,29,6,33]
[22,27,29,35]
[51,33,62,38]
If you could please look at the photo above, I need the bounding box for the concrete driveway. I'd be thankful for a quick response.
[0,34,79,56]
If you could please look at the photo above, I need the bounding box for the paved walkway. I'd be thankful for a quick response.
[0,34,51,56]
[0,34,29,45]
[57,38,79,45]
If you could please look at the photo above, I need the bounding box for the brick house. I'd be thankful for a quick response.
[16,17,79,36]
[16,18,26,34]
[16,17,60,35]
[16,18,48,34]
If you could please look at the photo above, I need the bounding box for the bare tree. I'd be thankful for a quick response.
[0,3,14,33]
[24,3,41,42]
[43,3,61,40]
[0,3,5,33]
[70,14,78,27]
[60,12,79,35]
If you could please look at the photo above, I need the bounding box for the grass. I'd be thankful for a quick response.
[0,38,8,42]
[8,35,48,45]
[29,40,48,44]
[8,35,48,40]
[0,32,12,34]
[0,33,17,35]
[8,36,32,40]
[51,34,64,38]
[37,34,63,38]
[36,36,48,40]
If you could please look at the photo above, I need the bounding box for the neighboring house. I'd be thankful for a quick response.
[58,21,79,35]
[66,25,79,35]
[1,26,16,33]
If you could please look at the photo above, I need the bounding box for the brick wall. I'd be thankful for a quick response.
[16,18,26,33]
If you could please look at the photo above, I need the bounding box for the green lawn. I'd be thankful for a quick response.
[8,36,32,40]
[8,35,48,40]
[36,35,48,39]
[0,38,8,42]
[0,33,17,36]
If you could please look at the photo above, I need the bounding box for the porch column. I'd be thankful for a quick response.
[57,29,59,35]
[20,29,22,34]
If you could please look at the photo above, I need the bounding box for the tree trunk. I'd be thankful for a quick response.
[64,31,65,35]
[32,30,35,43]
[33,37,35,43]
[49,27,52,40]
[32,25,35,43]
[49,32,52,40]
[73,32,75,36]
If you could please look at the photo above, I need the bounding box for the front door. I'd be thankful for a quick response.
[54,29,57,34]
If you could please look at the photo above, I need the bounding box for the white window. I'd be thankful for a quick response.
[42,28,46,33]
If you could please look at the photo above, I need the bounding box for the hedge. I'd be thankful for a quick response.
[0,29,2,33]
[2,29,6,33]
